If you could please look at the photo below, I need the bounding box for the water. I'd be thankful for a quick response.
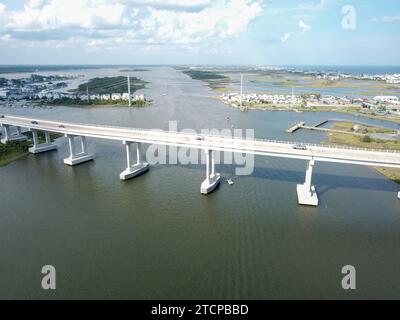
[0,67,400,299]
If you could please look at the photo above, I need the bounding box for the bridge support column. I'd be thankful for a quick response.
[1,124,27,144]
[63,135,94,166]
[28,130,58,154]
[201,149,221,194]
[297,158,319,206]
[120,141,149,180]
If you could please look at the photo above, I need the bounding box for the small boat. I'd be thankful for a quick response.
[227,179,234,185]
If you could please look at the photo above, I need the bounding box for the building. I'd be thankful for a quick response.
[112,93,122,100]
[373,96,399,103]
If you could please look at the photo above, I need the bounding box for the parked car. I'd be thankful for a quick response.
[31,121,38,125]
[0,114,4,118]
[195,136,205,141]
[293,144,307,150]
[58,124,65,128]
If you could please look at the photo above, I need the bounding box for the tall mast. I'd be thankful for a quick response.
[127,75,132,107]
[240,74,243,108]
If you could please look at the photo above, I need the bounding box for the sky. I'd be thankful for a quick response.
[0,0,399,65]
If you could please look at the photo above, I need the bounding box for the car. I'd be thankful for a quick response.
[31,121,38,125]
[0,115,4,118]
[195,136,205,141]
[293,144,307,150]
[58,124,65,128]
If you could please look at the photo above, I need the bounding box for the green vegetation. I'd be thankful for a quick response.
[44,97,150,107]
[182,69,234,92]
[0,132,62,167]
[323,122,400,185]
[71,76,147,94]
[375,167,400,184]
[182,70,227,80]
[119,68,149,72]
[0,141,29,166]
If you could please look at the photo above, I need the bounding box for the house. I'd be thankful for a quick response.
[373,96,399,104]
[0,89,9,99]
[111,93,122,100]
[101,94,111,100]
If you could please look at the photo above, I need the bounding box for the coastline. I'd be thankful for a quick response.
[217,98,400,125]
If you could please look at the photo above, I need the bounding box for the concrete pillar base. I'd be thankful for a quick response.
[1,135,28,144]
[201,174,221,194]
[297,183,319,206]
[120,162,149,180]
[29,143,58,154]
[64,153,95,166]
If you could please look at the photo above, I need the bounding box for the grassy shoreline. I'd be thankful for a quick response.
[219,99,400,124]
[0,132,61,167]
[323,122,400,184]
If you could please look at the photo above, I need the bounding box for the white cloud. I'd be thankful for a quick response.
[297,0,336,12]
[298,20,311,33]
[122,0,212,12]
[0,2,5,15]
[0,0,263,48]
[280,33,290,43]
[7,0,125,30]
[141,0,263,44]
[372,15,400,23]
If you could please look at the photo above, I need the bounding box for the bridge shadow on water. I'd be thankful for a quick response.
[172,163,397,194]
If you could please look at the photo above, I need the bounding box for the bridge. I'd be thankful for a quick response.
[1,115,400,206]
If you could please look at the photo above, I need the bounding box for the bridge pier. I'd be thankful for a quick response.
[201,149,221,194]
[63,135,94,166]
[1,124,27,144]
[297,158,319,206]
[28,129,58,154]
[120,141,149,180]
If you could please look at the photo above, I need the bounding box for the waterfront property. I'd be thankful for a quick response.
[1,115,400,206]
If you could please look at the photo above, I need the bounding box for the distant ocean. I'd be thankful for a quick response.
[285,65,400,75]
[0,64,400,75]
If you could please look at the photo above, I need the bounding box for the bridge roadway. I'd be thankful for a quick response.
[1,115,400,206]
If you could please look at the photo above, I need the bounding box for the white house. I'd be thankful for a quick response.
[111,93,122,100]
[101,94,111,100]
[373,96,399,103]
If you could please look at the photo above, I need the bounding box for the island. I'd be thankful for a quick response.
[180,69,234,92]
[35,76,150,107]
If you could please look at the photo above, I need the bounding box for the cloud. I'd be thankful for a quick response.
[0,2,5,15]
[0,0,263,48]
[372,15,400,23]
[122,0,212,12]
[280,33,290,43]
[296,0,336,12]
[298,20,311,33]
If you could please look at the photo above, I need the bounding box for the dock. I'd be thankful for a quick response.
[286,122,305,133]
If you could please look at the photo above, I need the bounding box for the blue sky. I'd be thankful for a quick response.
[0,0,399,65]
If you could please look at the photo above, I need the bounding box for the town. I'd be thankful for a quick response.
[220,92,400,116]
[0,74,146,104]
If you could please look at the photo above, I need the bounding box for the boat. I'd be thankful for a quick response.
[227,179,234,185]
